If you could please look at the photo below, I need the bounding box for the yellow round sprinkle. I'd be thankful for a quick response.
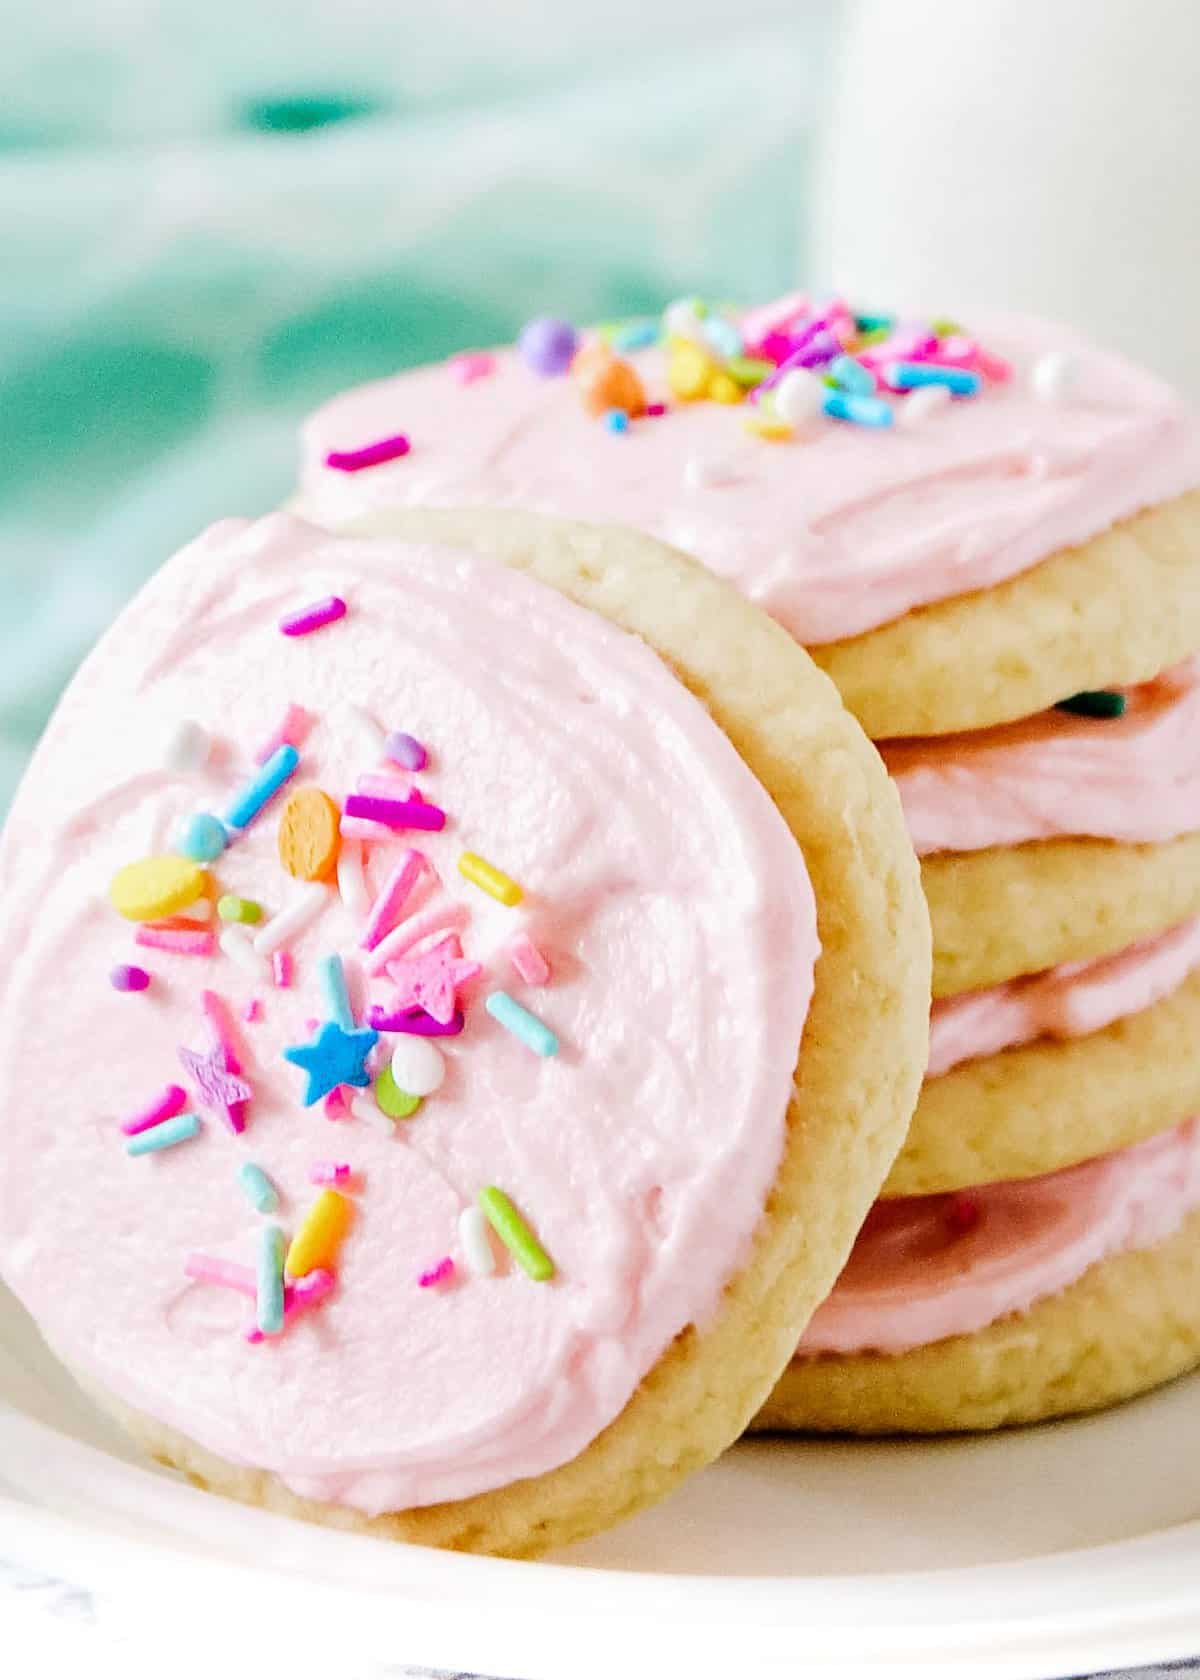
[667,341,718,401]
[458,851,523,907]
[278,787,341,882]
[707,372,743,405]
[285,1189,352,1278]
[109,856,209,923]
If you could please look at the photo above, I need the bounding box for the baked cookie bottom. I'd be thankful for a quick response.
[811,489,1200,740]
[753,1206,1200,1435]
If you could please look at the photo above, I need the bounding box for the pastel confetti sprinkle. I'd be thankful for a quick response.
[278,786,342,882]
[485,990,559,1057]
[448,350,496,384]
[237,1162,279,1214]
[388,1036,446,1098]
[604,408,630,433]
[136,926,215,957]
[217,895,263,925]
[336,837,370,915]
[121,1083,188,1138]
[324,435,410,473]
[518,316,578,376]
[384,731,428,771]
[178,1037,252,1131]
[161,719,211,774]
[366,904,470,974]
[418,1257,455,1289]
[224,744,300,832]
[286,1189,352,1277]
[253,703,311,766]
[185,1253,254,1294]
[477,1187,555,1282]
[360,849,425,951]
[279,596,348,638]
[374,1064,422,1120]
[272,950,293,989]
[125,1112,202,1156]
[342,793,446,832]
[458,1206,497,1277]
[284,1018,379,1105]
[457,851,523,907]
[253,882,329,956]
[508,932,550,987]
[218,926,270,980]
[177,812,227,863]
[386,937,480,1025]
[110,855,208,923]
[309,1161,351,1186]
[110,963,151,993]
[256,1225,286,1335]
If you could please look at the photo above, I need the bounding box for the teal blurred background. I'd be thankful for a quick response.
[0,0,836,807]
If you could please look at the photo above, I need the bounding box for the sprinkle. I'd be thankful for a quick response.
[253,882,329,955]
[286,1190,352,1277]
[339,815,397,844]
[604,408,630,433]
[318,953,356,1031]
[448,350,496,384]
[829,354,876,395]
[309,1161,351,1186]
[243,998,262,1022]
[272,950,293,988]
[572,344,648,417]
[110,856,208,923]
[245,1269,335,1343]
[644,401,667,417]
[1031,349,1078,403]
[368,1004,464,1036]
[324,435,410,473]
[335,702,387,766]
[742,415,793,441]
[121,1083,188,1137]
[238,1162,279,1213]
[386,937,480,1024]
[508,932,550,986]
[374,1065,422,1120]
[185,1254,253,1294]
[897,385,952,428]
[610,318,659,353]
[726,354,776,388]
[822,390,893,428]
[218,895,262,925]
[278,786,342,881]
[136,926,215,957]
[1055,689,1128,719]
[361,849,426,950]
[418,1257,455,1289]
[367,905,470,974]
[886,361,981,396]
[125,1112,202,1156]
[178,1034,251,1131]
[343,793,445,832]
[201,988,245,1072]
[458,1205,497,1277]
[223,744,300,832]
[702,314,742,359]
[256,1226,286,1334]
[177,812,227,863]
[253,703,311,766]
[477,1187,555,1282]
[162,719,211,775]
[284,1018,379,1105]
[518,317,578,376]
[279,597,348,639]
[111,963,151,993]
[389,1037,446,1098]
[218,926,270,980]
[329,843,366,922]
[485,990,559,1057]
[324,1087,352,1121]
[385,731,428,771]
[458,851,522,907]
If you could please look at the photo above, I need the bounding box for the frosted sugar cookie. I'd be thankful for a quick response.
[0,511,927,1556]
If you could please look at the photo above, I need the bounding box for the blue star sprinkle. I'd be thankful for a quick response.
[283,1020,379,1106]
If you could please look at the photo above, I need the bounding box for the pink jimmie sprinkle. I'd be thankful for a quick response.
[418,1257,455,1289]
[279,596,347,638]
[199,989,250,1132]
[360,849,425,951]
[448,351,496,385]
[310,1161,351,1186]
[356,771,414,799]
[644,402,667,418]
[122,1083,188,1138]
[325,434,410,473]
[508,932,551,987]
[243,998,263,1023]
[339,815,397,844]
[272,950,293,989]
[343,793,445,832]
[366,904,470,975]
[185,1254,255,1295]
[253,703,311,766]
[246,1269,335,1342]
[136,926,215,957]
[324,1087,352,1121]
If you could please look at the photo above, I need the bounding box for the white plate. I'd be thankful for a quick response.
[2,1280,1199,1679]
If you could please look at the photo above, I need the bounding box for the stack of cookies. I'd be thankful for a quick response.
[298,292,1200,1432]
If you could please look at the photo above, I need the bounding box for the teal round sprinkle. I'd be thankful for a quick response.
[604,409,630,434]
[178,812,227,863]
[1055,690,1128,719]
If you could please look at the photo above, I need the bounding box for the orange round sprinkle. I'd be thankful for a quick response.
[571,344,647,418]
[278,787,342,881]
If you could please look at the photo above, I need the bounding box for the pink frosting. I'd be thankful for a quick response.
[928,917,1200,1076]
[798,1117,1200,1356]
[297,314,1200,646]
[884,659,1200,855]
[0,514,819,1513]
